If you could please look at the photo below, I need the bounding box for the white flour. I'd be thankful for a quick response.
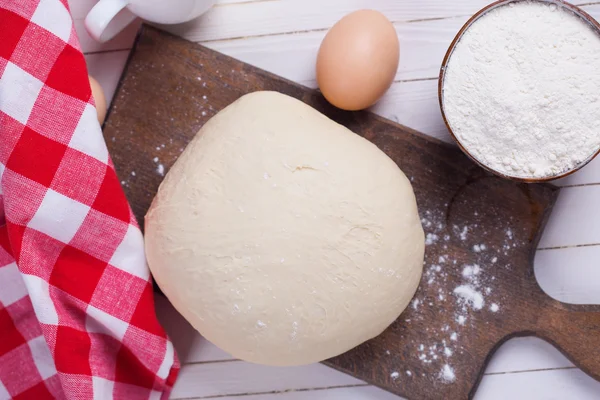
[399,205,524,384]
[440,364,456,383]
[443,1,600,178]
[454,285,485,310]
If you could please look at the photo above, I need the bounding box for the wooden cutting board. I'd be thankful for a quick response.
[103,26,600,400]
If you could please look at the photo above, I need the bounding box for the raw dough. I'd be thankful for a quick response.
[145,91,424,366]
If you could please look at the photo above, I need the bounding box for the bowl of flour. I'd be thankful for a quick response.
[439,0,600,181]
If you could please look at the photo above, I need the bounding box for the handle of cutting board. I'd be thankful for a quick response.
[536,302,600,381]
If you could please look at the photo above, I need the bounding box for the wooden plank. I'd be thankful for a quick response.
[217,0,272,4]
[155,296,234,364]
[474,368,600,400]
[180,385,401,400]
[85,50,130,105]
[485,337,574,373]
[160,1,600,43]
[539,186,600,249]
[199,3,600,82]
[201,16,466,85]
[171,366,600,400]
[535,246,600,304]
[554,157,600,187]
[371,80,451,143]
[170,361,364,399]
[68,0,98,19]
[68,0,264,20]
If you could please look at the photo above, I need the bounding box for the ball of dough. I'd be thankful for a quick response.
[88,75,107,124]
[145,91,424,366]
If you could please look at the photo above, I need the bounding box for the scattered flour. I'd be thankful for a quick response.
[490,303,500,313]
[396,205,517,383]
[425,233,439,245]
[443,1,600,178]
[473,244,486,252]
[461,264,480,278]
[454,285,485,310]
[157,164,165,176]
[390,371,400,380]
[459,226,468,241]
[440,364,456,383]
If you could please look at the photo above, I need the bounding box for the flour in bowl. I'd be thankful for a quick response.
[442,1,600,178]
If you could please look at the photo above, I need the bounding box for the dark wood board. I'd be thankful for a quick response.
[103,26,600,400]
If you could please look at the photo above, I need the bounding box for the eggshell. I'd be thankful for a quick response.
[89,75,107,124]
[316,10,400,111]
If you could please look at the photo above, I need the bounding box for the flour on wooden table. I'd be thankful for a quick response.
[394,205,524,384]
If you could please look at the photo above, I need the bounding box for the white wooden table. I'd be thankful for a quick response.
[72,1,600,398]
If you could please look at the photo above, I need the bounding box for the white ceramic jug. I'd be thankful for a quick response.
[85,0,216,42]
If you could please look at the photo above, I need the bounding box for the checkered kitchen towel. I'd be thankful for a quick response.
[0,1,179,399]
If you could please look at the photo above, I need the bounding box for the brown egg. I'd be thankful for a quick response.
[89,75,107,124]
[316,10,399,111]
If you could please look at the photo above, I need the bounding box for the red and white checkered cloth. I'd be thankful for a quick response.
[0,1,179,399]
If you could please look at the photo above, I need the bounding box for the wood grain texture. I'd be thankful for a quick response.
[171,370,600,400]
[168,366,600,400]
[158,0,600,42]
[171,361,363,399]
[100,26,600,400]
